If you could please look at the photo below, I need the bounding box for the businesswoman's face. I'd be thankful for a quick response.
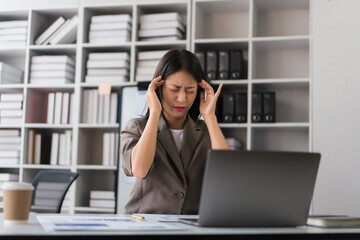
[161,70,198,124]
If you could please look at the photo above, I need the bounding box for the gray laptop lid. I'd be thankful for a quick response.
[198,150,321,227]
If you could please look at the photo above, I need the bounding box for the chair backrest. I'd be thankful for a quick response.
[31,170,79,213]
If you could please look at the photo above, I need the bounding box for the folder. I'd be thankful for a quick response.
[230,50,244,80]
[235,93,247,123]
[222,93,234,123]
[218,50,229,80]
[206,51,218,81]
[195,51,206,74]
[263,92,276,123]
[252,92,263,123]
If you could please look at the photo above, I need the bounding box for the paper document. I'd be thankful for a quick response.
[36,214,183,232]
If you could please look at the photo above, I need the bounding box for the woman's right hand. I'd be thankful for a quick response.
[146,76,164,117]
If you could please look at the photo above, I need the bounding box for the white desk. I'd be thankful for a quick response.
[2,213,360,239]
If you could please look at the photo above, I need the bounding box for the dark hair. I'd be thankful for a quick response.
[152,49,205,120]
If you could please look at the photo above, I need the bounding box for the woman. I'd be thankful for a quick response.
[120,49,228,214]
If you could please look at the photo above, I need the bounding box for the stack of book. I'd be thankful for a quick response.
[34,15,78,45]
[0,20,28,46]
[49,131,72,166]
[27,130,72,165]
[0,129,21,165]
[30,55,75,84]
[82,89,119,124]
[0,93,24,125]
[89,190,115,210]
[0,173,19,207]
[138,12,185,42]
[46,92,74,124]
[25,131,51,165]
[89,14,132,44]
[102,132,119,166]
[0,62,23,84]
[136,50,168,82]
[85,52,130,84]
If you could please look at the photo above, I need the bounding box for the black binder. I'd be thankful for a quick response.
[235,93,247,123]
[218,50,229,80]
[222,93,235,123]
[195,51,206,73]
[230,50,243,79]
[252,92,263,123]
[206,51,218,80]
[263,92,276,123]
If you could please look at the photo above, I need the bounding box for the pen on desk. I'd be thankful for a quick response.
[130,214,145,221]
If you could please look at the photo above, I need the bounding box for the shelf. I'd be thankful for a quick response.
[22,164,72,170]
[25,124,73,129]
[134,40,187,47]
[0,84,25,89]
[78,124,119,129]
[26,84,75,90]
[82,43,132,48]
[0,164,20,168]
[76,165,117,170]
[80,82,136,88]
[219,123,248,128]
[251,122,310,129]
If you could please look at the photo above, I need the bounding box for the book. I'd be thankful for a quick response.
[87,68,129,76]
[54,92,63,124]
[64,130,72,166]
[103,93,111,124]
[87,60,129,69]
[140,36,181,42]
[61,92,70,124]
[109,93,118,124]
[136,67,156,75]
[30,77,74,84]
[0,173,19,181]
[69,93,74,124]
[89,22,131,31]
[137,60,159,68]
[102,133,110,165]
[88,52,129,61]
[0,136,21,144]
[0,129,20,136]
[138,28,183,38]
[27,130,35,164]
[139,12,183,24]
[96,92,103,124]
[35,16,66,45]
[0,27,27,35]
[89,29,130,39]
[0,110,23,117]
[47,93,55,124]
[0,117,23,124]
[90,190,115,200]
[140,20,185,32]
[0,102,22,109]
[89,199,115,208]
[34,133,41,164]
[31,70,74,79]
[263,92,276,123]
[0,158,19,165]
[85,75,128,83]
[50,133,59,165]
[88,35,130,44]
[307,216,360,228]
[0,150,20,158]
[31,63,75,72]
[252,92,263,123]
[32,55,75,65]
[49,15,78,45]
[138,50,168,60]
[0,93,23,102]
[58,133,66,165]
[0,20,28,28]
[91,14,132,24]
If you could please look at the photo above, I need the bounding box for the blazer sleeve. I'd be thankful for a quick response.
[120,118,142,176]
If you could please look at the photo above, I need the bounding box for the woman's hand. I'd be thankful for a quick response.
[199,80,223,120]
[146,76,164,117]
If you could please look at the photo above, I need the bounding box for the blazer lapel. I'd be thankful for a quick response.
[157,114,186,183]
[180,116,203,171]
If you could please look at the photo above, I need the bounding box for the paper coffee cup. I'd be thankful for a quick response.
[2,182,34,225]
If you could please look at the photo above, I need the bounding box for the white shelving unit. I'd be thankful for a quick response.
[0,0,311,214]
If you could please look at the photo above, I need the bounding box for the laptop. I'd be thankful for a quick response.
[180,150,321,227]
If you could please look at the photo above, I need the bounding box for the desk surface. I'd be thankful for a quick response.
[2,213,360,240]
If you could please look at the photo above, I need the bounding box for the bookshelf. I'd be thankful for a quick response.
[0,0,311,214]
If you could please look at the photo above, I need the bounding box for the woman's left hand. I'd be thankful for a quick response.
[199,80,223,119]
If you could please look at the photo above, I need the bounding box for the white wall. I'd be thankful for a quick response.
[312,0,360,215]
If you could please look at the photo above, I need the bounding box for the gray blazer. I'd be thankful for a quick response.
[120,114,211,214]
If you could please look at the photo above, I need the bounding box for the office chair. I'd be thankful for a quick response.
[31,170,79,213]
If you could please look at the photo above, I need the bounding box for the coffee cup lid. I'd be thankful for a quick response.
[1,182,34,191]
